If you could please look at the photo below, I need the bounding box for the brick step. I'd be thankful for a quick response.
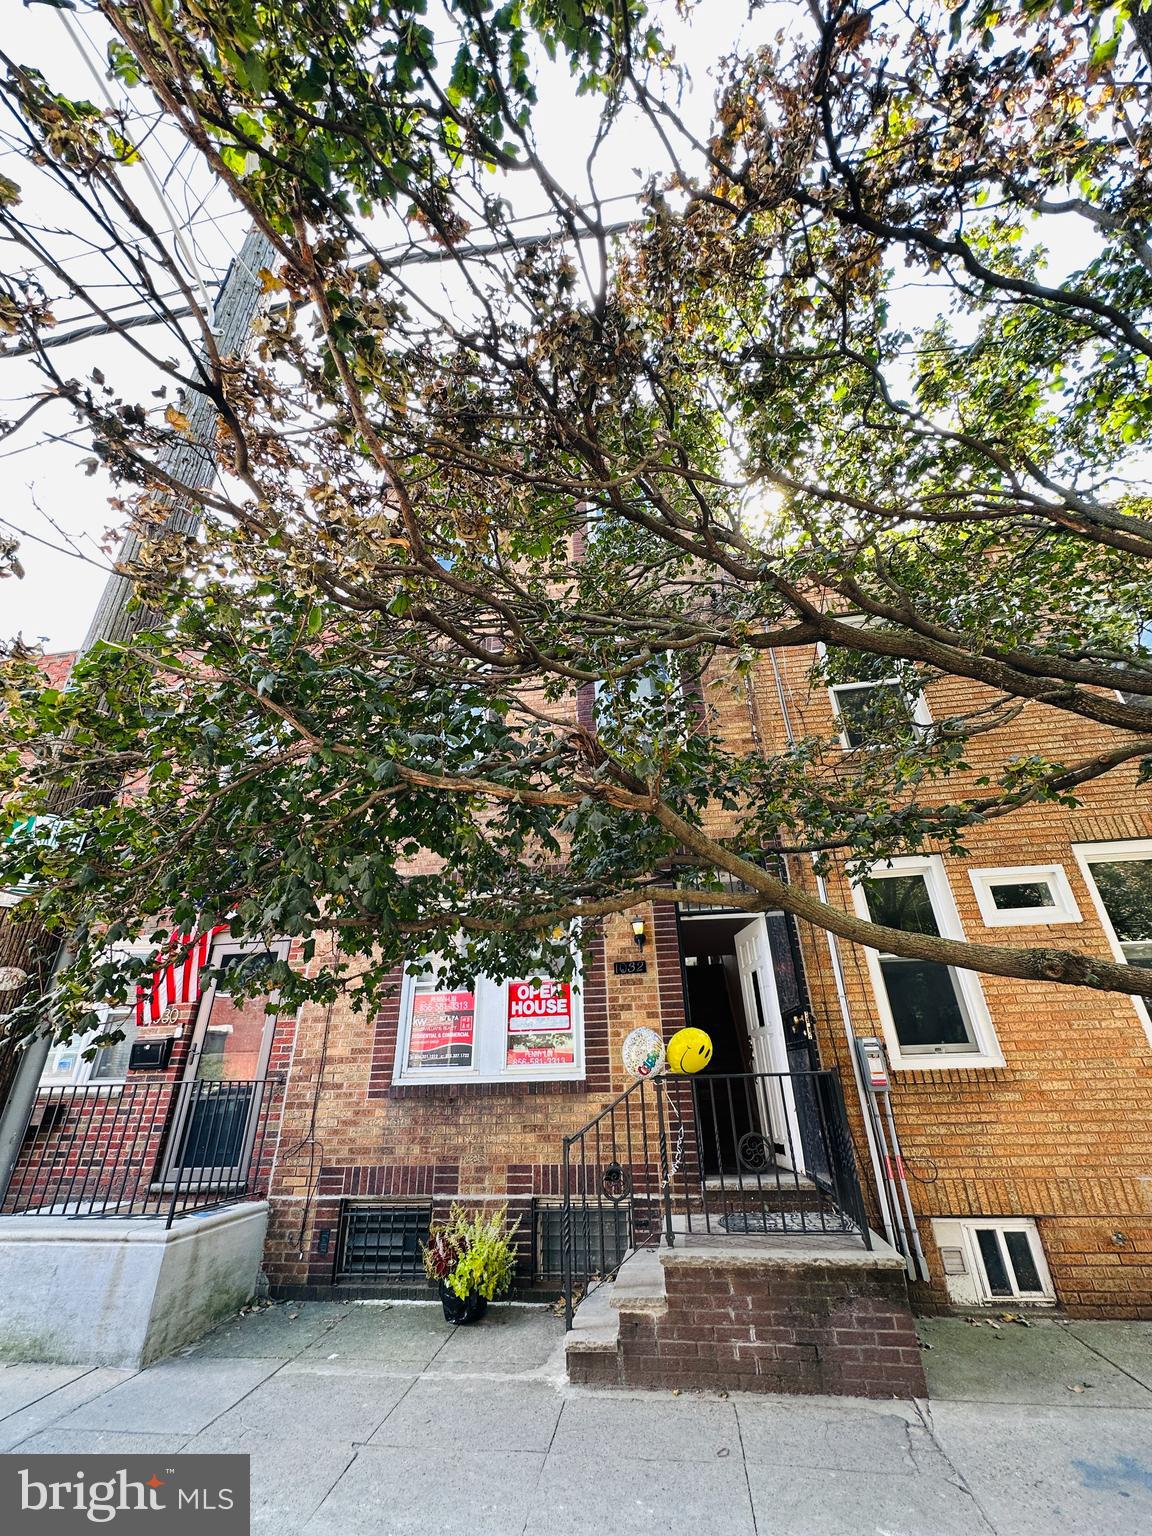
[566,1232,927,1399]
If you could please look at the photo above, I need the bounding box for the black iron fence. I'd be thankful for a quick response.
[561,1069,870,1327]
[2,1077,284,1227]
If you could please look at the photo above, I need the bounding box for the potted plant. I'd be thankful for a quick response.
[422,1203,521,1324]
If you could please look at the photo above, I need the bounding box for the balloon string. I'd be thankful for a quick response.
[665,1087,685,1177]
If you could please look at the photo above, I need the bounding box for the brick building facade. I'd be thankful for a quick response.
[253,648,1152,1317]
[7,648,1152,1319]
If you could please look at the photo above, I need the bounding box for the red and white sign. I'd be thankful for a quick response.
[408,990,475,1069]
[506,980,575,1068]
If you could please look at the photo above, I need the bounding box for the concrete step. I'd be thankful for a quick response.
[565,1245,668,1379]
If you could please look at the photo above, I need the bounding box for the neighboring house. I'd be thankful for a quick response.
[4,644,1151,1330]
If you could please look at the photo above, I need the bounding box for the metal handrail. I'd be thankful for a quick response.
[1,1076,284,1226]
[560,1068,871,1328]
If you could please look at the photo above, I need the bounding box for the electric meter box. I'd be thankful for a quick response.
[856,1035,890,1093]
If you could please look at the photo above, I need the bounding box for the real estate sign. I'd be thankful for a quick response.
[506,979,575,1068]
[408,989,475,1069]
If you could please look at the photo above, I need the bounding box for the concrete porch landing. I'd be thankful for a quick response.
[567,1231,926,1397]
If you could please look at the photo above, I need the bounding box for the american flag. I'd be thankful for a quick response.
[135,925,228,1028]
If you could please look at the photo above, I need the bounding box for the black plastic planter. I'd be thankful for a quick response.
[439,1280,488,1325]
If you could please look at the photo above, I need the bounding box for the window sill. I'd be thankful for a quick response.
[393,1071,586,1089]
[891,1052,1005,1072]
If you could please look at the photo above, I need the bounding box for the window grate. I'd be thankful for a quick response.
[534,1201,631,1282]
[336,1203,431,1282]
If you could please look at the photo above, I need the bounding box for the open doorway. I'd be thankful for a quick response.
[678,909,827,1180]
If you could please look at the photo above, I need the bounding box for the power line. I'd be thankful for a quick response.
[1,213,641,358]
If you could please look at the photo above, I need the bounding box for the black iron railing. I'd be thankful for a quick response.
[2,1077,284,1227]
[560,1069,870,1327]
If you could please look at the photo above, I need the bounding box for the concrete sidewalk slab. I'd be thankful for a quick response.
[549,1392,740,1463]
[292,1304,447,1369]
[744,1461,995,1536]
[919,1318,1152,1405]
[736,1396,930,1474]
[928,1400,1152,1536]
[367,1376,562,1453]
[0,1363,96,1417]
[528,1451,755,1536]
[186,1428,358,1536]
[190,1366,410,1442]
[1066,1321,1152,1392]
[0,1367,136,1452]
[55,1356,281,1434]
[184,1300,348,1359]
[300,1444,547,1536]
[12,1428,192,1456]
[425,1303,565,1377]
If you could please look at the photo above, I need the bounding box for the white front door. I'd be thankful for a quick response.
[734,917,806,1172]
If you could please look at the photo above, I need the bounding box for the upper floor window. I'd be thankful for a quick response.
[394,956,584,1086]
[1117,618,1152,708]
[818,623,930,750]
[1074,842,1152,1036]
[853,856,1001,1068]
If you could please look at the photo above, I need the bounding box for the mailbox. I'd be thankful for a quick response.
[128,1037,174,1072]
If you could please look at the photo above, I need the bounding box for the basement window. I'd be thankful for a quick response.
[336,1202,431,1283]
[969,865,1082,928]
[931,1218,1055,1306]
[534,1200,632,1283]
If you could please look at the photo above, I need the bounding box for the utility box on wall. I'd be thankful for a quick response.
[128,1037,174,1072]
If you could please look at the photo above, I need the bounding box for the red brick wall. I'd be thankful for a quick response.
[570,1253,927,1398]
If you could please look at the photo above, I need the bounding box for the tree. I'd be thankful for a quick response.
[2,0,1152,1033]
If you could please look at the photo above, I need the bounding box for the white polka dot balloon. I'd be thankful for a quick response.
[621,1026,665,1078]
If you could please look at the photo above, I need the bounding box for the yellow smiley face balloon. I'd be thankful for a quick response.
[666,1027,713,1075]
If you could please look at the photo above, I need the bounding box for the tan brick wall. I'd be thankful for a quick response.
[764,647,1152,1318]
[265,649,1152,1318]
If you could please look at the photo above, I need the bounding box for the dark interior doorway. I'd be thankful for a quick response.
[680,916,757,1175]
[677,910,825,1179]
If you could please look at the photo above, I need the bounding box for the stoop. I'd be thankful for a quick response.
[566,1233,927,1398]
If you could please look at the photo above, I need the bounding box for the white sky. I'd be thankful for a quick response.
[0,2,1101,652]
[1,0,783,651]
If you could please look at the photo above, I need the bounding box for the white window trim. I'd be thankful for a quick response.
[932,1217,1055,1306]
[39,1005,138,1088]
[968,864,1082,927]
[817,629,932,751]
[1072,838,1152,1043]
[851,854,1004,1070]
[393,964,586,1087]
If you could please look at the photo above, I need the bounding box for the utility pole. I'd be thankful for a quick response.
[0,225,276,1193]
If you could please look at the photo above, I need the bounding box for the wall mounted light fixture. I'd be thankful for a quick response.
[631,918,646,950]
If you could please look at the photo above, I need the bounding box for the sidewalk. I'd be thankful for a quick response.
[1,1303,1151,1534]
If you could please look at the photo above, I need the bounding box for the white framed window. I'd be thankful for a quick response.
[968,865,1082,927]
[818,624,931,750]
[39,1007,139,1087]
[1073,839,1152,1036]
[393,956,585,1086]
[931,1218,1055,1306]
[1115,617,1152,708]
[852,855,1003,1069]
[594,652,684,735]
